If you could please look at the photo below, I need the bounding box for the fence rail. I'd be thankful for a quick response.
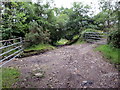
[0,37,23,67]
[83,32,106,43]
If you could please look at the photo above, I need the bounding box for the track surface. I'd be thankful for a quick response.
[4,42,119,88]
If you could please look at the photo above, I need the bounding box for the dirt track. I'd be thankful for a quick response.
[4,42,119,88]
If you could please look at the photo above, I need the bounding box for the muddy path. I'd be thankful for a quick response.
[4,42,119,88]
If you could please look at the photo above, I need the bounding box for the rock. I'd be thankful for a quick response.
[24,78,27,81]
[34,73,44,78]
[54,79,59,83]
[14,59,18,61]
[114,79,118,82]
[49,85,53,88]
[74,60,78,63]
[49,77,53,80]
[34,64,39,67]
[102,72,118,77]
[91,61,95,63]
[52,74,55,77]
[81,80,93,86]
[91,66,94,69]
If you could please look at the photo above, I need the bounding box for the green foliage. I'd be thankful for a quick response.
[62,2,91,41]
[1,1,93,45]
[75,40,85,44]
[1,1,117,47]
[73,35,79,40]
[24,21,50,47]
[22,43,55,57]
[56,39,68,45]
[96,45,120,64]
[56,14,69,28]
[25,43,55,51]
[1,67,20,88]
[1,2,30,39]
[81,28,101,33]
[1,28,13,40]
[107,30,120,48]
[93,0,118,31]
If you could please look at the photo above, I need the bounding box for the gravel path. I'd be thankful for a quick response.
[4,42,119,88]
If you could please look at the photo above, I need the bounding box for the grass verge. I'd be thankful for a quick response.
[0,67,20,88]
[25,44,55,51]
[96,44,120,64]
[20,44,55,58]
[56,39,68,45]
[74,39,85,44]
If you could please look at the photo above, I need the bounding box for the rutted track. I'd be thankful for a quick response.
[4,42,119,88]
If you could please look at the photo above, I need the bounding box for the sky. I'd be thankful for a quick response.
[54,0,100,15]
[32,0,118,15]
[32,0,100,15]
[53,0,99,8]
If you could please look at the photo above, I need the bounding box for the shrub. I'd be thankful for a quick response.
[107,30,120,48]
[1,28,14,40]
[24,22,50,47]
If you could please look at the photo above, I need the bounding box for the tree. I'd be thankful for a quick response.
[64,2,91,40]
[94,0,119,31]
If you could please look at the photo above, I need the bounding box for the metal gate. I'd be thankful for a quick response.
[0,37,23,67]
[83,32,105,43]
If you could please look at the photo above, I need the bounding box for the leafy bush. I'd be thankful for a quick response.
[1,28,14,40]
[24,22,50,47]
[56,39,68,45]
[107,30,120,48]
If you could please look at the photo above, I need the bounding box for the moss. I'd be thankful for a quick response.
[19,44,55,58]
[56,39,69,45]
[25,44,55,51]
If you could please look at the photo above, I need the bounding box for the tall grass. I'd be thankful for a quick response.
[96,45,120,64]
[1,67,20,88]
[56,39,68,45]
[25,44,55,51]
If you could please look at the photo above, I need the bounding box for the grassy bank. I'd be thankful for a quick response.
[74,38,85,44]
[96,45,120,64]
[56,39,69,45]
[25,44,55,51]
[20,44,55,58]
[75,40,85,44]
[1,67,20,88]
